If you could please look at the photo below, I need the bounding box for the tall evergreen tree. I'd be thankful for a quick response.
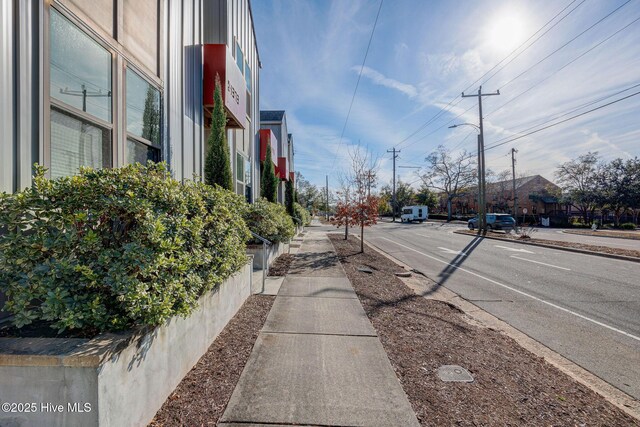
[205,75,233,190]
[261,143,278,202]
[142,87,160,146]
[285,179,295,216]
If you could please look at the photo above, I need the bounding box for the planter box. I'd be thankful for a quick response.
[0,260,252,427]
[246,241,289,270]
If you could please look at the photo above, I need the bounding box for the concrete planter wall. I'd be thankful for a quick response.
[0,260,253,427]
[246,241,289,270]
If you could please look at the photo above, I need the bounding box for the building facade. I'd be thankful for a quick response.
[259,110,295,203]
[445,175,561,216]
[0,0,260,202]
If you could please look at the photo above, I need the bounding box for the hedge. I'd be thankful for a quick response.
[293,202,311,226]
[0,163,250,334]
[244,198,295,243]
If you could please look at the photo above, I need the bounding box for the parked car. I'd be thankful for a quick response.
[400,205,429,223]
[468,213,516,231]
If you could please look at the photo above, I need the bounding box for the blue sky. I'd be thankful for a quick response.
[252,0,640,191]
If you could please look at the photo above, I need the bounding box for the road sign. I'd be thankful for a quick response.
[522,208,528,214]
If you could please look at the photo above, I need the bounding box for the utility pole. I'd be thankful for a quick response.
[511,148,518,232]
[60,84,111,112]
[387,148,400,222]
[462,85,500,234]
[325,175,329,220]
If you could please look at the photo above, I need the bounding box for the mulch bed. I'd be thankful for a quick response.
[267,253,295,276]
[328,234,639,427]
[564,229,640,240]
[149,295,275,426]
[457,229,640,259]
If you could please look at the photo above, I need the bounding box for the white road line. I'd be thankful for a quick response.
[495,245,535,254]
[376,236,640,343]
[510,255,571,271]
[438,247,467,256]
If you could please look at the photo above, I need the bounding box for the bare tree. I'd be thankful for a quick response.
[332,146,380,251]
[486,169,512,212]
[350,146,380,253]
[419,145,476,221]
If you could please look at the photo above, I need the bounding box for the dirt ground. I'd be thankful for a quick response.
[329,234,639,427]
[267,253,295,276]
[564,229,640,240]
[149,295,275,426]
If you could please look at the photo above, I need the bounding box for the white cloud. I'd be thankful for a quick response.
[355,65,418,98]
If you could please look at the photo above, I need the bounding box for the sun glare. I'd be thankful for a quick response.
[485,8,529,54]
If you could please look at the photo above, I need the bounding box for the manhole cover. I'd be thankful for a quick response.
[436,365,474,382]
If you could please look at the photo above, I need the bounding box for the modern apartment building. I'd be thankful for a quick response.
[0,0,261,202]
[259,110,295,203]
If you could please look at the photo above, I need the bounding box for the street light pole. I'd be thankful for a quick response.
[448,122,482,234]
[462,85,500,234]
[387,148,400,222]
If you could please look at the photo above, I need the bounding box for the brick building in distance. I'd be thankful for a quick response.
[443,175,562,218]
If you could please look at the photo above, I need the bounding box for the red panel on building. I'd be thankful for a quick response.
[203,44,246,129]
[259,129,278,165]
[278,157,289,181]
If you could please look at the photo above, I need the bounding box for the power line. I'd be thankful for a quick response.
[402,101,478,153]
[479,0,587,86]
[393,0,584,150]
[330,0,384,172]
[489,81,640,145]
[498,0,632,91]
[486,15,640,119]
[485,90,640,152]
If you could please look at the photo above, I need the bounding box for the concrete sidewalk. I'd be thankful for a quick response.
[219,231,420,427]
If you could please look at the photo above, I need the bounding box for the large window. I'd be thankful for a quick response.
[236,42,244,74]
[49,8,113,177]
[50,107,112,179]
[236,152,245,182]
[126,67,161,164]
[245,62,251,93]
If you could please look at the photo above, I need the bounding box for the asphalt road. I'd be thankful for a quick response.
[365,221,640,400]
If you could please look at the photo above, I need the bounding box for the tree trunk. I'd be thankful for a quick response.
[447,198,452,222]
[360,221,364,253]
[344,222,349,240]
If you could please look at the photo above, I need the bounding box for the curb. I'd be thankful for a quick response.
[562,230,640,241]
[453,230,640,264]
[363,238,640,422]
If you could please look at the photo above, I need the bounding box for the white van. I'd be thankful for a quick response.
[400,206,428,223]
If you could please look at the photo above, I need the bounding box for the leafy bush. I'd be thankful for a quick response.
[0,163,250,334]
[293,202,311,226]
[244,198,295,243]
[620,222,637,230]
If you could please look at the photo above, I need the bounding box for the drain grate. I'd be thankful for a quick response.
[436,365,474,382]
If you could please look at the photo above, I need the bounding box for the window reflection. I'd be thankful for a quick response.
[127,138,160,165]
[50,9,112,122]
[126,68,160,146]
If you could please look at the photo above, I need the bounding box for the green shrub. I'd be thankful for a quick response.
[293,202,311,226]
[0,163,250,334]
[620,222,637,230]
[244,198,295,243]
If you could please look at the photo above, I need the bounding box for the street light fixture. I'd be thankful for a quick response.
[449,123,485,235]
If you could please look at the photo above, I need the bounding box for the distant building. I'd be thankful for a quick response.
[447,175,562,216]
[259,110,294,203]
